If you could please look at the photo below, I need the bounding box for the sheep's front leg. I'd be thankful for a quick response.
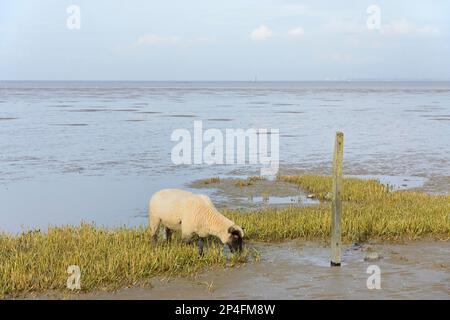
[182,232,203,256]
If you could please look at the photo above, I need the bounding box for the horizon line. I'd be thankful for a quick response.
[1,79,450,82]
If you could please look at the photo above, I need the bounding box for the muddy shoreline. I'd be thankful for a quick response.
[189,177,319,210]
[16,173,450,300]
[187,171,448,211]
[224,166,449,195]
[27,239,449,300]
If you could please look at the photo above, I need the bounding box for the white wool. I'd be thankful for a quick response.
[148,189,243,244]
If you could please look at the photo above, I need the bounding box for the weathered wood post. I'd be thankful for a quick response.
[331,131,344,267]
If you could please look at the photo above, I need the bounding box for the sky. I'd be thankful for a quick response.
[0,0,449,81]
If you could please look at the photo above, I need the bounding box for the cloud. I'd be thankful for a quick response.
[273,4,310,17]
[132,34,216,48]
[249,25,273,41]
[416,25,440,36]
[319,52,380,65]
[381,18,439,36]
[287,27,305,38]
[136,34,182,47]
[322,19,365,35]
[328,52,354,63]
[322,18,439,38]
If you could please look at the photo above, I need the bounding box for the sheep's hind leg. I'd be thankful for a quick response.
[151,231,158,246]
[149,217,161,246]
[165,227,173,243]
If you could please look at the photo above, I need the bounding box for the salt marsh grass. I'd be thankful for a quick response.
[0,225,250,298]
[247,176,266,183]
[279,175,388,201]
[234,180,254,187]
[228,175,449,242]
[235,176,265,187]
[198,177,221,185]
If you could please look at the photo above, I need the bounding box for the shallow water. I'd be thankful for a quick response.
[351,175,425,190]
[247,195,319,206]
[189,177,321,209]
[1,81,450,233]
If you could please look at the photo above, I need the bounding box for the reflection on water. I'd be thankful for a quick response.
[247,195,320,206]
[0,81,449,232]
[351,175,425,190]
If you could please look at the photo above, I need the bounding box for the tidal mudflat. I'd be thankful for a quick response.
[64,239,450,300]
[1,82,449,299]
[1,81,449,232]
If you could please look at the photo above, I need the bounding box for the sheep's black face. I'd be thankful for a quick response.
[227,226,243,253]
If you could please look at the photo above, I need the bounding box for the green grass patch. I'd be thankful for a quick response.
[234,176,265,187]
[234,180,254,187]
[0,225,251,298]
[198,177,220,185]
[247,176,266,183]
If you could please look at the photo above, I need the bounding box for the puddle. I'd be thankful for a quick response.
[419,114,450,118]
[247,101,270,105]
[113,109,138,112]
[66,108,111,112]
[272,103,297,106]
[350,175,425,190]
[280,134,297,138]
[137,111,162,114]
[351,108,369,112]
[50,123,89,127]
[430,118,450,121]
[190,174,428,209]
[189,177,316,209]
[275,111,305,114]
[246,195,319,206]
[165,114,197,118]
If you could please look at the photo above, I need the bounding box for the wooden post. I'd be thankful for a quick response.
[331,132,344,267]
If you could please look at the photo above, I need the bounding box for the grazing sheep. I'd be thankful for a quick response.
[149,189,244,255]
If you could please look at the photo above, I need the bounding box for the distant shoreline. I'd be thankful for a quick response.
[2,79,450,82]
[2,80,450,90]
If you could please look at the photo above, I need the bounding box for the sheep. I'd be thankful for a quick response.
[148,188,244,255]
